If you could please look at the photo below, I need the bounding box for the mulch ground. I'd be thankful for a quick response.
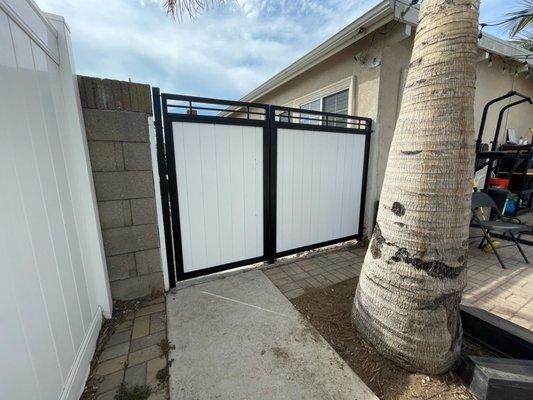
[291,277,481,400]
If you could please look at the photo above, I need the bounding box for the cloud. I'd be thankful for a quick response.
[37,0,511,99]
[37,0,372,98]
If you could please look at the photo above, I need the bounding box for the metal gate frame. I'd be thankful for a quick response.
[268,105,372,260]
[152,88,372,286]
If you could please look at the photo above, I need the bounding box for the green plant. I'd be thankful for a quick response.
[156,367,170,384]
[158,339,176,357]
[114,383,151,400]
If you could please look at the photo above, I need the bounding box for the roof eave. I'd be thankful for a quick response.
[240,0,394,102]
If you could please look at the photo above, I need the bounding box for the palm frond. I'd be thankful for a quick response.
[164,0,229,20]
[502,0,533,37]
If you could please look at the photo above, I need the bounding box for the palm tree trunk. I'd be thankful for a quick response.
[352,0,480,374]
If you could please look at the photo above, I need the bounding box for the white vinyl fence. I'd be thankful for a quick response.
[0,1,111,399]
[276,129,366,252]
[172,121,264,273]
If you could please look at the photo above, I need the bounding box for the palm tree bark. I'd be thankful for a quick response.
[352,0,480,374]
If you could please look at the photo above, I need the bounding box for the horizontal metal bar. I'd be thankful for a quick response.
[165,113,267,127]
[178,256,267,281]
[272,104,373,125]
[167,103,266,116]
[274,121,371,135]
[162,92,269,110]
[275,235,359,259]
[491,232,533,247]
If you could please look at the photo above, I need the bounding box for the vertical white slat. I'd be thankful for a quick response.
[300,131,313,243]
[310,132,323,244]
[0,16,62,399]
[292,131,305,246]
[0,11,42,399]
[42,52,88,346]
[173,122,192,270]
[276,128,366,252]
[48,14,111,320]
[172,122,263,273]
[215,124,234,263]
[347,135,366,233]
[242,125,260,257]
[183,123,208,269]
[27,43,78,366]
[199,123,222,265]
[326,133,339,239]
[254,129,263,255]
[229,127,246,258]
[8,19,67,386]
[276,132,286,250]
[341,136,355,236]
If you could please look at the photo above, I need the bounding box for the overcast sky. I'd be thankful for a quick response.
[38,0,516,100]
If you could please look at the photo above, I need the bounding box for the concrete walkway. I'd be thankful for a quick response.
[166,270,377,400]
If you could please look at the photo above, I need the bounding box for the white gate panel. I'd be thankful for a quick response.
[172,122,263,273]
[276,129,365,253]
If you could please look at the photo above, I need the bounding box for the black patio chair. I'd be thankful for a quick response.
[470,191,531,269]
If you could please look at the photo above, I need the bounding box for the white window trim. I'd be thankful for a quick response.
[299,97,322,111]
[284,76,356,115]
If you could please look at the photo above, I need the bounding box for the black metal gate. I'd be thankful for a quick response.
[153,88,372,286]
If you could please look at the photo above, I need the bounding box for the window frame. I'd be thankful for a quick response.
[299,98,322,125]
[285,77,355,127]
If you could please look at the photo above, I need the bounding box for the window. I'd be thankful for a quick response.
[279,111,290,123]
[300,99,321,125]
[322,90,349,127]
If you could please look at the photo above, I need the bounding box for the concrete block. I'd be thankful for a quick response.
[98,200,132,229]
[106,253,136,282]
[110,272,164,300]
[78,76,151,113]
[88,141,124,172]
[129,82,152,114]
[118,80,132,111]
[135,249,162,276]
[131,198,157,225]
[93,171,154,201]
[123,142,152,171]
[83,109,148,142]
[78,76,99,109]
[102,224,159,256]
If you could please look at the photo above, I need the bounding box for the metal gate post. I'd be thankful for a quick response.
[152,87,177,287]
[267,106,277,263]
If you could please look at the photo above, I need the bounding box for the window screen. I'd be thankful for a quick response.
[300,99,321,125]
[322,90,349,127]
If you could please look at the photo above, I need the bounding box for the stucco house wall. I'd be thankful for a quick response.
[251,21,533,235]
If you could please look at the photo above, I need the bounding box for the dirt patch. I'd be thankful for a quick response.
[291,278,476,400]
[272,346,290,360]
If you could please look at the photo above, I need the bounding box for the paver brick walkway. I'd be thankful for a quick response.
[92,296,169,400]
[264,242,533,331]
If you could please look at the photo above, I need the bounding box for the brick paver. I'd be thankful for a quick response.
[263,246,364,299]
[265,242,533,331]
[92,295,169,400]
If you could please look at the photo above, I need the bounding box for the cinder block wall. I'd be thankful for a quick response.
[78,76,164,300]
